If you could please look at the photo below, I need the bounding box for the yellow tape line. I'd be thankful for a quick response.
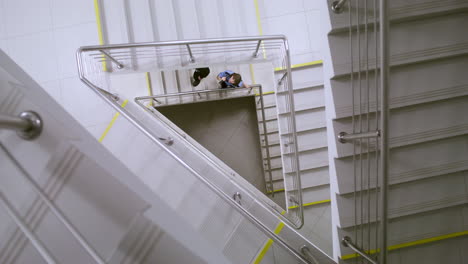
[98,100,128,142]
[249,64,256,85]
[254,91,275,96]
[253,0,263,35]
[146,72,154,107]
[341,231,468,260]
[93,0,107,71]
[289,199,331,209]
[253,222,286,264]
[266,188,285,194]
[253,0,267,59]
[274,60,324,72]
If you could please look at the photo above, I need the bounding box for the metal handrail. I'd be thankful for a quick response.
[135,85,275,196]
[0,143,106,264]
[77,36,310,262]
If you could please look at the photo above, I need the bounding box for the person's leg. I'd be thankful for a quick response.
[192,69,202,86]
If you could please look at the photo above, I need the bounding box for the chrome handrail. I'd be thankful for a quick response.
[77,36,312,262]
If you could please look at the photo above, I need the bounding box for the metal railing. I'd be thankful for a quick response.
[332,0,389,263]
[77,36,316,262]
[135,84,275,196]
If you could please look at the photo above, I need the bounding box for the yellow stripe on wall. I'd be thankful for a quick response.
[146,72,154,106]
[274,60,324,72]
[341,231,468,260]
[99,100,128,142]
[253,222,286,264]
[253,0,263,36]
[288,199,331,209]
[93,0,107,71]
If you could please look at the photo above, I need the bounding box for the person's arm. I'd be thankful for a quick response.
[216,72,226,81]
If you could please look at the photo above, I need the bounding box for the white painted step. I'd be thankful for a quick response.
[335,135,468,195]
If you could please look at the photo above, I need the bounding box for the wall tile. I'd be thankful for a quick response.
[50,0,95,29]
[0,0,6,39]
[305,10,322,52]
[53,23,99,79]
[4,0,53,37]
[303,0,322,11]
[262,13,311,55]
[60,76,114,127]
[260,0,304,18]
[6,31,59,83]
[39,79,61,103]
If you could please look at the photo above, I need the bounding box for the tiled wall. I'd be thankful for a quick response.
[0,0,114,138]
[258,0,323,65]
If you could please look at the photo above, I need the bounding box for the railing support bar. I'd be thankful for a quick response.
[379,0,390,262]
[331,0,347,13]
[338,130,380,144]
[342,236,377,264]
[253,40,262,58]
[0,111,43,140]
[258,85,274,196]
[278,72,287,85]
[99,49,124,69]
[186,44,195,63]
[0,191,57,264]
[0,143,107,264]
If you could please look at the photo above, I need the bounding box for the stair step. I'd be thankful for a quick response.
[329,12,468,78]
[334,96,468,159]
[336,171,468,228]
[332,55,468,119]
[335,135,468,195]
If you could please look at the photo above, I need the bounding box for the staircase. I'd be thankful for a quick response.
[321,0,468,262]
[76,0,338,263]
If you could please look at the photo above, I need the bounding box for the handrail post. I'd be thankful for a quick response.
[253,40,262,58]
[186,44,195,63]
[331,0,347,13]
[258,85,274,196]
[379,0,390,263]
[99,49,124,69]
[278,72,287,85]
[342,236,377,264]
[0,111,43,140]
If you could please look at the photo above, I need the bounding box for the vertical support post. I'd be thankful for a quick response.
[258,85,274,196]
[379,0,389,263]
[99,50,124,69]
[186,44,195,63]
[283,38,304,228]
[253,40,262,58]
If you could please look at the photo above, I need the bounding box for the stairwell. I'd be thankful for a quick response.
[321,0,468,263]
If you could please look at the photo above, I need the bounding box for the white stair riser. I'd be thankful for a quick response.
[335,135,468,194]
[332,55,468,119]
[329,12,468,77]
[336,171,468,228]
[334,96,468,158]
